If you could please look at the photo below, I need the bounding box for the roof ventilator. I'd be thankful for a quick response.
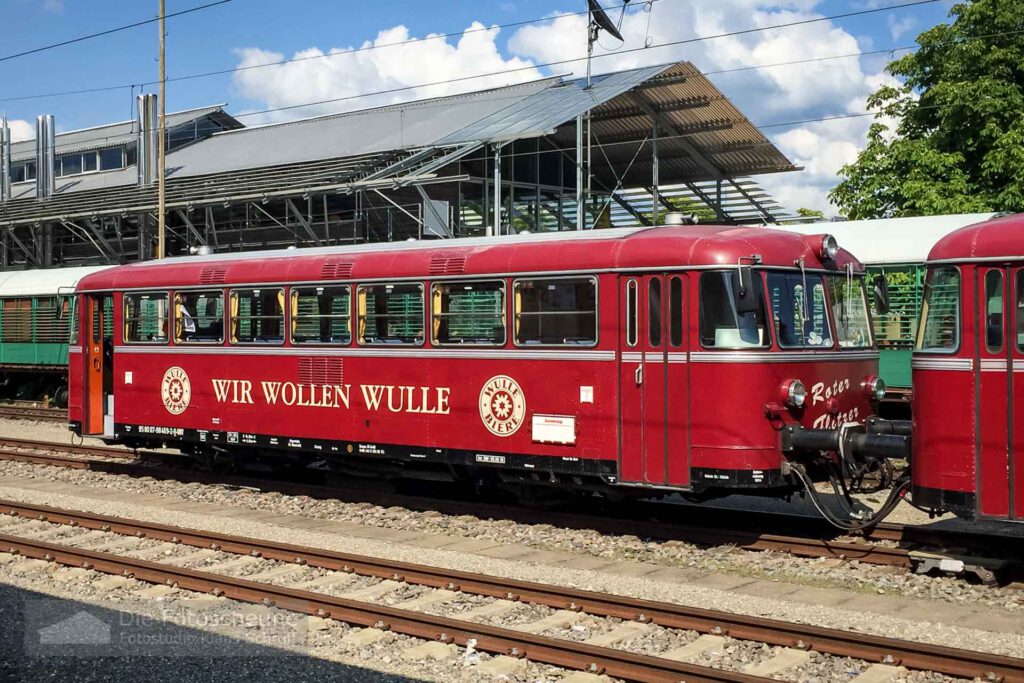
[198,267,227,284]
[320,260,354,280]
[665,211,699,226]
[429,255,466,275]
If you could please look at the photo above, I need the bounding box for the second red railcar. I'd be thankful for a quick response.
[912,213,1024,522]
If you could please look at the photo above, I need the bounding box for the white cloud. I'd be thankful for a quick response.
[6,119,34,142]
[232,23,542,123]
[506,1,892,214]
[231,2,896,214]
[887,14,917,40]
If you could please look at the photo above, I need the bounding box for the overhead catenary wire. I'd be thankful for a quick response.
[0,0,234,65]
[0,0,645,104]
[9,0,957,156]
[0,0,936,106]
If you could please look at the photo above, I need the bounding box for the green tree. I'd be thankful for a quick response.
[796,207,825,219]
[829,0,1024,219]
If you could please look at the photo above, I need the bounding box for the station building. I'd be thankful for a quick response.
[0,61,798,268]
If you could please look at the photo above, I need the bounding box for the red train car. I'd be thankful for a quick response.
[912,213,1024,522]
[68,225,900,502]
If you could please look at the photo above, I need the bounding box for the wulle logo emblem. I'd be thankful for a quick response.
[161,366,191,415]
[479,375,525,437]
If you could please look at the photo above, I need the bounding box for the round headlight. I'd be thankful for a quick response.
[866,376,886,401]
[783,379,807,408]
[821,234,839,261]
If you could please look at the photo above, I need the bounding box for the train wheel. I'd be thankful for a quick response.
[53,387,69,409]
[199,448,238,475]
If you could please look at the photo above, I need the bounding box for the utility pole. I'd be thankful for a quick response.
[156,0,166,259]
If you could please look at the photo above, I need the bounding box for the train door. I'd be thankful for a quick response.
[976,267,1014,519]
[82,293,114,436]
[619,275,690,487]
[1013,269,1024,520]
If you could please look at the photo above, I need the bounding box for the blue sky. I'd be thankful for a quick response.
[0,0,956,212]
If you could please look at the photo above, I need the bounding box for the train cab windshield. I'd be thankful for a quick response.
[700,269,874,351]
[826,275,872,348]
[767,273,832,348]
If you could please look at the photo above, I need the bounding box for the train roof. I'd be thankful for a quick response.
[0,265,114,297]
[927,213,1024,263]
[772,213,999,266]
[76,225,863,291]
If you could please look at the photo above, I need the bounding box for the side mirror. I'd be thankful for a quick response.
[733,266,759,314]
[873,274,890,315]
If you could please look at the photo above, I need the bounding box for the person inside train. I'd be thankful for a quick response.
[200,298,223,340]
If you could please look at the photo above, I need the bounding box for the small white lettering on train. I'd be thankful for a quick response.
[810,378,852,406]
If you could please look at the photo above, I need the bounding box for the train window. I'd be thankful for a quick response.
[69,298,79,345]
[92,299,102,344]
[626,279,638,347]
[291,286,350,345]
[669,276,684,348]
[916,267,960,352]
[1017,271,1024,352]
[767,272,832,348]
[230,289,285,344]
[431,281,505,346]
[699,271,768,348]
[826,275,872,348]
[985,271,1003,353]
[124,293,169,344]
[175,290,224,344]
[2,299,32,343]
[648,279,662,347]
[513,277,597,346]
[357,284,424,345]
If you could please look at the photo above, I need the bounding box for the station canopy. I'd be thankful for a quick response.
[0,60,797,229]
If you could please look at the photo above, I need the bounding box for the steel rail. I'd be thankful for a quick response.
[0,531,765,683]
[2,500,1022,682]
[0,407,66,422]
[0,436,143,458]
[2,441,1022,575]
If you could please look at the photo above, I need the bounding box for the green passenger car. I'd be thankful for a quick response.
[0,266,113,405]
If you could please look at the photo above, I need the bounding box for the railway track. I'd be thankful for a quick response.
[1,499,1022,682]
[0,405,66,423]
[0,437,1019,583]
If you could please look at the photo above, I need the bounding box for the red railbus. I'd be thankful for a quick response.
[68,225,904,510]
[912,213,1024,522]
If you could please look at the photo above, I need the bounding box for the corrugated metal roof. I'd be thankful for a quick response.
[9,105,236,160]
[0,61,796,227]
[436,64,667,144]
[610,179,794,226]
[562,62,797,187]
[166,78,560,178]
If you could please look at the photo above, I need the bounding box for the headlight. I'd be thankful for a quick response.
[820,234,839,261]
[782,379,807,408]
[865,376,886,401]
